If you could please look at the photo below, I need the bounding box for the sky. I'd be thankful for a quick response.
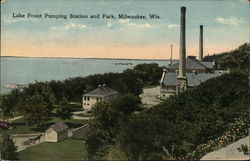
[1,0,249,59]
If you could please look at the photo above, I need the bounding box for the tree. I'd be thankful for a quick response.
[203,43,250,72]
[0,131,18,160]
[20,83,55,127]
[113,94,141,115]
[91,101,119,130]
[122,69,143,95]
[85,102,119,159]
[21,92,53,127]
[0,94,14,117]
[133,63,164,86]
[56,98,72,120]
[48,80,66,103]
[0,89,21,117]
[114,72,250,160]
[85,94,141,159]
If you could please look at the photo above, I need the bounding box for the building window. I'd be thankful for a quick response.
[84,103,86,105]
[100,97,102,101]
[84,96,87,101]
[87,97,89,101]
[97,97,99,101]
[87,103,89,105]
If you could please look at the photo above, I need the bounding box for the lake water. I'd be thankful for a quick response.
[1,57,175,93]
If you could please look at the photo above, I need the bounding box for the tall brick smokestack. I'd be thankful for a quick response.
[169,44,173,66]
[199,25,203,61]
[176,6,188,95]
[179,7,186,78]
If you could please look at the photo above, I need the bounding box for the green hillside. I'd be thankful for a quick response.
[203,43,249,72]
[85,72,250,160]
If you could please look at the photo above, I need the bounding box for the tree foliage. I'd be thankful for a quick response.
[85,94,141,160]
[85,102,118,159]
[20,83,55,126]
[114,72,250,160]
[55,98,73,120]
[203,43,249,72]
[1,63,162,118]
[0,89,21,117]
[21,93,51,126]
[85,72,250,160]
[0,131,18,160]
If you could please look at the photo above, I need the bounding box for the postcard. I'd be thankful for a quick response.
[0,0,249,160]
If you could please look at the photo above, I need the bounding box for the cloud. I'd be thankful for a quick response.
[167,24,179,29]
[216,16,247,25]
[106,21,113,28]
[119,19,130,24]
[136,23,152,29]
[2,16,38,24]
[126,23,151,29]
[51,23,89,31]
[117,19,152,29]
[239,0,249,3]
[1,16,38,25]
[2,17,19,24]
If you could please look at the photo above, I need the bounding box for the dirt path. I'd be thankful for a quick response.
[72,115,94,120]
[12,133,45,152]
[139,86,162,108]
[201,135,250,160]
[72,111,85,115]
[72,111,93,120]
[6,116,23,122]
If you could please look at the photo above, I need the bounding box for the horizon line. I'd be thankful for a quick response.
[0,55,179,61]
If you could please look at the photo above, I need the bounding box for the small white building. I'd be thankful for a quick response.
[45,121,68,142]
[82,84,118,110]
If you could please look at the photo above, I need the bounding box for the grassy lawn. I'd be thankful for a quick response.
[19,138,87,160]
[4,117,88,134]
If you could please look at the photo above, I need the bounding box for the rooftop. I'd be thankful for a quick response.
[163,71,228,87]
[84,84,117,96]
[49,121,68,133]
[167,56,213,71]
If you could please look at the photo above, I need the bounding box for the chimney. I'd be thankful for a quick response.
[199,25,203,61]
[169,44,173,66]
[176,6,188,95]
[179,7,186,78]
[212,59,216,67]
[160,69,167,84]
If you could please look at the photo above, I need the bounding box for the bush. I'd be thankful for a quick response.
[107,72,250,160]
[0,131,19,160]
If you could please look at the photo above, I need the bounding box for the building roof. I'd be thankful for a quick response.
[49,121,68,133]
[163,71,228,87]
[167,57,212,71]
[201,62,214,68]
[84,85,117,96]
